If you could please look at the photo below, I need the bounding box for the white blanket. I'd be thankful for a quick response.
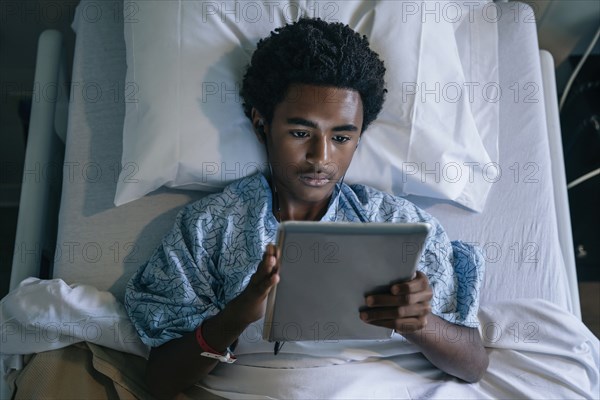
[1,278,598,399]
[0,278,149,373]
[198,300,599,399]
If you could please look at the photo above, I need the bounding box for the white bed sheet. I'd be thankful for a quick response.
[407,6,574,312]
[201,298,599,399]
[53,1,577,316]
[2,278,598,399]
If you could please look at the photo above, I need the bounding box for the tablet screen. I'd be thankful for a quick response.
[263,222,431,342]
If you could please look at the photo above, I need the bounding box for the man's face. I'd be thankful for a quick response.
[259,84,364,205]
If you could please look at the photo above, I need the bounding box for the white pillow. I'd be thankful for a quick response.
[118,0,498,212]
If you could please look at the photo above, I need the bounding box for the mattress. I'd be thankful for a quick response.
[54,1,576,317]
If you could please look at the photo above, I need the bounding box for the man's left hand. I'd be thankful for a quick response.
[360,271,433,334]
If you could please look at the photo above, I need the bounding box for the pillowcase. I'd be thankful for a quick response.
[118,0,498,212]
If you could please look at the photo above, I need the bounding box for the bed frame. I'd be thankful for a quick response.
[2,3,590,399]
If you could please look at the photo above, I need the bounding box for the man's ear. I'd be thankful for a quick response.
[251,107,267,144]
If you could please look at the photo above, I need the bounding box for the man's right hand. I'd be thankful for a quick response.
[145,244,281,399]
[229,243,280,325]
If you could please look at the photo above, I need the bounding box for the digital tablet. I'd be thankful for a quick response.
[263,221,431,343]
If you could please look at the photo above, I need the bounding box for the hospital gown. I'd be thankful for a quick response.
[125,173,484,347]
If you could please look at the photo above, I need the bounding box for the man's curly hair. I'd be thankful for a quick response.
[240,17,387,133]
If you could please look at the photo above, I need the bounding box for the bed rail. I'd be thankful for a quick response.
[540,50,581,319]
[9,30,68,291]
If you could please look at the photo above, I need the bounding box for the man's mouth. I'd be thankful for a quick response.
[299,174,332,187]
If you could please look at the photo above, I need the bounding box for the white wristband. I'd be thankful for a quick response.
[200,349,237,363]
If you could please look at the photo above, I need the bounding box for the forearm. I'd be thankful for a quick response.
[144,245,279,398]
[145,299,252,399]
[402,314,489,383]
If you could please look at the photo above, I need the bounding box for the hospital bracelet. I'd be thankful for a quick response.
[195,323,237,363]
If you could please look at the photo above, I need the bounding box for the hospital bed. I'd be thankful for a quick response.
[2,0,598,399]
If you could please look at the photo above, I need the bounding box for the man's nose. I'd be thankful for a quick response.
[306,136,329,167]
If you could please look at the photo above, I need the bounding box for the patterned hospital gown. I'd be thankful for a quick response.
[125,173,485,347]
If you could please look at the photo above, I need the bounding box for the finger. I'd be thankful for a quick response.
[255,264,280,294]
[261,267,280,292]
[393,271,428,293]
[257,244,277,272]
[395,315,428,333]
[250,246,278,288]
[363,316,428,333]
[270,246,283,282]
[264,244,280,279]
[360,302,431,322]
[265,243,277,262]
[366,289,432,307]
[391,271,430,295]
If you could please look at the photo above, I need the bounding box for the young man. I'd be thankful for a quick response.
[125,18,488,399]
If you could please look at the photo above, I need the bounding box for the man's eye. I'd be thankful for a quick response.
[290,131,308,138]
[333,136,351,143]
